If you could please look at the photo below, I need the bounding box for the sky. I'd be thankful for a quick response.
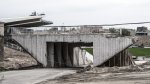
[0,0,150,29]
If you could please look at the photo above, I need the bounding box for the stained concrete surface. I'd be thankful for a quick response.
[0,68,76,84]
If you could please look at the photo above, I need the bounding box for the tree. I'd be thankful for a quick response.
[121,29,130,36]
[109,28,117,33]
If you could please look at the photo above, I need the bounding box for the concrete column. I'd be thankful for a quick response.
[116,53,120,66]
[73,47,79,67]
[64,43,72,67]
[119,52,122,67]
[113,55,116,66]
[68,44,73,66]
[47,43,54,67]
[125,49,128,66]
[121,50,124,66]
[0,22,4,61]
[55,43,62,67]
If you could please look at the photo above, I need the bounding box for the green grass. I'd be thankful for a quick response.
[128,48,150,57]
[83,48,93,55]
[83,47,150,57]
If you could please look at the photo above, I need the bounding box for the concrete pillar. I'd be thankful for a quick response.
[47,43,54,67]
[64,43,72,67]
[119,52,122,67]
[0,22,4,61]
[113,55,116,66]
[55,43,62,67]
[68,44,73,66]
[121,50,124,66]
[125,49,128,66]
[116,53,120,66]
[73,47,80,67]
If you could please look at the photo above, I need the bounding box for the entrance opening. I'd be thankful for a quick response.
[47,42,93,68]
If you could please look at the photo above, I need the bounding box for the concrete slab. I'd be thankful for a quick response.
[0,68,76,84]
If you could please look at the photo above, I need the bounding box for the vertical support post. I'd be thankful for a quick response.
[73,47,80,67]
[47,42,54,67]
[0,23,4,61]
[109,59,110,67]
[64,43,72,67]
[119,52,122,67]
[122,50,124,66]
[127,50,130,65]
[114,55,116,66]
[56,43,62,67]
[124,50,126,66]
[68,44,73,66]
[124,49,126,66]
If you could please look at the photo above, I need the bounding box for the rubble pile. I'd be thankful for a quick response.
[134,36,150,47]
[139,61,150,70]
[78,62,150,74]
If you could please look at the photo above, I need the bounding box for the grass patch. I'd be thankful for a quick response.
[83,48,93,55]
[128,48,150,57]
[83,47,150,57]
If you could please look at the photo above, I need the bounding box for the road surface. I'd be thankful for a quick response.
[0,68,75,84]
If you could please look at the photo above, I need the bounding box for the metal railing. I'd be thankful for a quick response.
[5,42,24,52]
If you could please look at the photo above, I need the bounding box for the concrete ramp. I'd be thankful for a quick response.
[12,34,133,67]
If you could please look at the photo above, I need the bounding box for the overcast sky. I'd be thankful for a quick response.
[0,0,150,29]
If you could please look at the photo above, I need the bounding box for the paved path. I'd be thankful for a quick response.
[0,68,75,84]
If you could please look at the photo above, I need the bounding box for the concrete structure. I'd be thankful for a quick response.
[2,16,134,67]
[4,16,53,27]
[4,16,53,37]
[3,16,53,55]
[12,33,133,67]
[0,22,4,61]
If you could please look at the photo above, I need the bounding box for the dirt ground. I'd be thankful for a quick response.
[38,63,150,84]
[0,47,37,70]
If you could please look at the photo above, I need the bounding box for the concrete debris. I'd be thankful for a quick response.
[134,36,150,47]
[141,61,150,65]
[77,62,150,74]
[76,65,94,73]
[139,61,150,70]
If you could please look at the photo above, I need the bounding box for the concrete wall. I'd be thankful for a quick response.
[12,34,132,67]
[0,23,4,61]
[93,37,132,66]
